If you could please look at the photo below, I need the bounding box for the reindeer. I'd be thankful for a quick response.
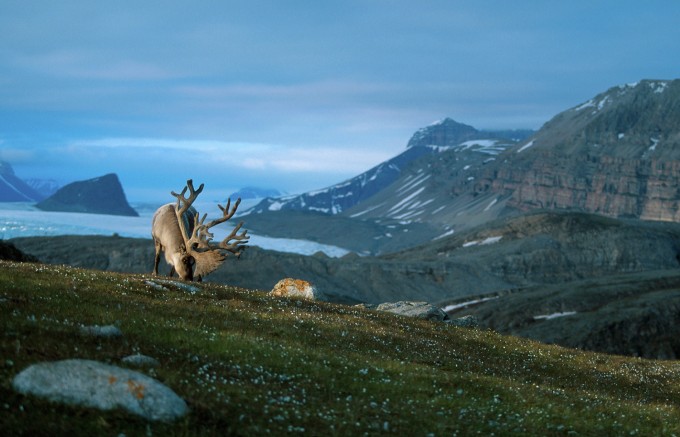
[152,179,248,281]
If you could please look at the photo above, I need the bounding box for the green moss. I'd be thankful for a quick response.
[2,260,680,435]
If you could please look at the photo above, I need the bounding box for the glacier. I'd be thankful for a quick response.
[0,203,350,257]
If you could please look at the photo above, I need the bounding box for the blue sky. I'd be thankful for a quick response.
[1,1,679,202]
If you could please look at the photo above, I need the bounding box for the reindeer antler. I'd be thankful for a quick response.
[193,198,249,255]
[171,179,204,217]
[169,179,249,278]
[171,179,204,246]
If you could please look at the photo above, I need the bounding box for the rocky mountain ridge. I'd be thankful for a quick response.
[243,119,532,254]
[485,79,680,220]
[246,119,532,217]
[243,78,680,254]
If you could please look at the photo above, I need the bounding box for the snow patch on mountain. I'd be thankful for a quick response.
[517,140,535,153]
[534,311,577,321]
[426,139,507,155]
[443,296,499,313]
[463,236,502,247]
[245,145,433,216]
[651,81,668,94]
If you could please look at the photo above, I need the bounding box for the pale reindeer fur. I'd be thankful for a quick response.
[152,204,196,280]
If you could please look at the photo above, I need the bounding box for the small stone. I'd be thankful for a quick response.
[122,354,160,368]
[80,324,122,338]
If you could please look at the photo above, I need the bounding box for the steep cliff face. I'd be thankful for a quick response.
[481,79,680,221]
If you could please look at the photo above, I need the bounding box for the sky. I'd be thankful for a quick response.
[1,1,679,202]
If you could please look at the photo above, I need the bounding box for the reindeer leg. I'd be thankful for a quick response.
[168,266,176,277]
[153,239,162,276]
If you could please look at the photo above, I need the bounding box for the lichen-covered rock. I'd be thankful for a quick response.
[12,359,188,421]
[375,301,449,321]
[271,278,322,300]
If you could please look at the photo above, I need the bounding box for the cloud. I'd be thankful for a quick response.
[0,147,36,163]
[234,145,392,174]
[14,50,180,81]
[72,137,391,175]
[3,133,396,203]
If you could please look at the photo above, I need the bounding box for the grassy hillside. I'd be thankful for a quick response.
[2,261,680,435]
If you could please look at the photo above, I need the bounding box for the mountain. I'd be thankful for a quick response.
[0,161,45,202]
[242,119,531,254]
[228,186,282,200]
[35,173,139,217]
[247,118,531,216]
[23,178,60,198]
[347,80,680,228]
[247,145,433,215]
[246,79,680,254]
[485,79,680,220]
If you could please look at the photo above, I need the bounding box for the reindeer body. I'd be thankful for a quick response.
[152,203,198,280]
[151,180,248,281]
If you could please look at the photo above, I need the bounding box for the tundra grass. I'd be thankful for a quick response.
[1,260,680,435]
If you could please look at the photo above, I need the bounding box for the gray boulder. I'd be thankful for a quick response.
[12,359,188,421]
[375,301,450,321]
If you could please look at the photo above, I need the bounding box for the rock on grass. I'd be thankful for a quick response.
[12,359,188,422]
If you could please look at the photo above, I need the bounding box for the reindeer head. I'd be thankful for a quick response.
[171,179,249,279]
[175,245,196,281]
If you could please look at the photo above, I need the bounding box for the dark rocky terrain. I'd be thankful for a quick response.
[446,270,680,360]
[0,240,38,262]
[35,173,138,216]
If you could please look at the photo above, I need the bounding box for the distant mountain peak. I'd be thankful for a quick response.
[229,187,282,200]
[36,173,138,217]
[406,118,480,149]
